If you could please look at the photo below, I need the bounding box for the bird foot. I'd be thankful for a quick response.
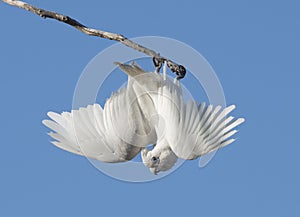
[152,57,186,80]
[152,57,162,73]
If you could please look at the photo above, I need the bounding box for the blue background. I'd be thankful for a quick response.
[1,0,299,216]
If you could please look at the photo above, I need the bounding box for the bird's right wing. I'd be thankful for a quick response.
[154,79,245,160]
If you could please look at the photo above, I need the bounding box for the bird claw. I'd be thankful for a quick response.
[152,57,162,73]
[168,62,186,80]
[175,65,186,80]
[152,57,186,80]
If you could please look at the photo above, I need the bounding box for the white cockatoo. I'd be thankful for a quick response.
[43,62,245,174]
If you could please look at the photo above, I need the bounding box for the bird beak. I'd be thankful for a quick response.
[150,168,158,175]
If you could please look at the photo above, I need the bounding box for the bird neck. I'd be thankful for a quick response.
[152,139,169,156]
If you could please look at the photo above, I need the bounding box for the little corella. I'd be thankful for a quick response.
[43,62,244,174]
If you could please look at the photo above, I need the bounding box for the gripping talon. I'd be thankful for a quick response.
[153,57,186,80]
[153,57,162,73]
[175,65,186,80]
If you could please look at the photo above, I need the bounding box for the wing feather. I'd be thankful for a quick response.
[44,64,244,164]
[154,77,245,160]
[43,84,154,162]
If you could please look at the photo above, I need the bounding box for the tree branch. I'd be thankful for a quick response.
[1,0,186,79]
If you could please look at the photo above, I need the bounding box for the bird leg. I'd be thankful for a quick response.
[163,61,167,80]
[153,57,186,80]
[168,64,186,80]
[153,57,163,73]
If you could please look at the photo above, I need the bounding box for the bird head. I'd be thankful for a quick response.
[141,144,178,175]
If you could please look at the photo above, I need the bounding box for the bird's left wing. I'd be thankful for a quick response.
[154,79,245,160]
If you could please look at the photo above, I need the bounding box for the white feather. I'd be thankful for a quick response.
[43,62,245,173]
[43,82,155,162]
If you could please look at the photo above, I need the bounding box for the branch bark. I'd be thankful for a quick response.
[1,0,186,79]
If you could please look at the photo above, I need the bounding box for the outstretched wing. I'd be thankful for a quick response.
[43,86,154,162]
[155,79,245,160]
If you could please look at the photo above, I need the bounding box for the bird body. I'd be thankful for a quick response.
[43,63,245,174]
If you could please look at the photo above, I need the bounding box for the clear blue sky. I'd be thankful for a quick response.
[1,0,299,216]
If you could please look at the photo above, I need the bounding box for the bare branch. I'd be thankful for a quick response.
[1,0,186,79]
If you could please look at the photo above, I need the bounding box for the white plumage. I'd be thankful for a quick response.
[43,62,245,174]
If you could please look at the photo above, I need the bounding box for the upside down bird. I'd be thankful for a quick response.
[43,62,245,174]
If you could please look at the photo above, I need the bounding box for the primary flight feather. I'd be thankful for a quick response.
[43,62,245,174]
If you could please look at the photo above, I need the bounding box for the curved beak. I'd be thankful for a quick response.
[150,168,158,175]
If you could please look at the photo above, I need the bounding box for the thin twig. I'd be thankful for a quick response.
[1,0,186,79]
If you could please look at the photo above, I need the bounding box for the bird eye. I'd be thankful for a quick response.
[151,156,159,162]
